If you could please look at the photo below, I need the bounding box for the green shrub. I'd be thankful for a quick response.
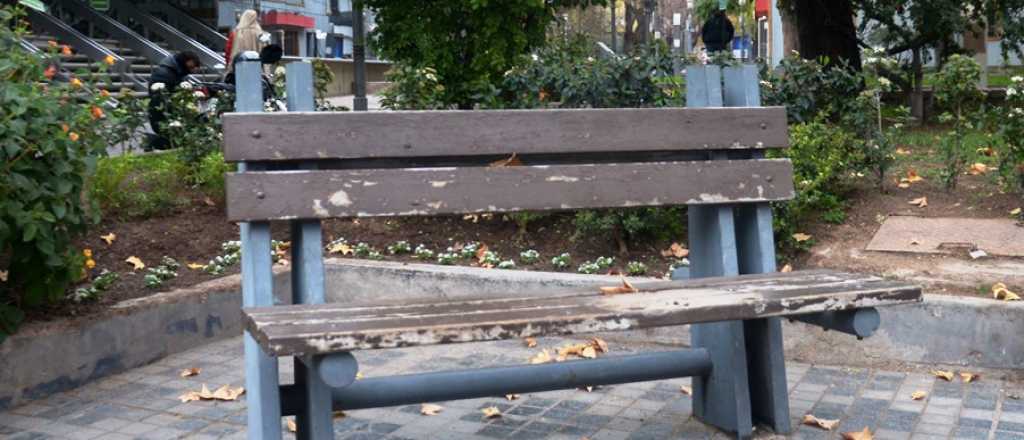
[998,76,1024,193]
[573,207,685,253]
[933,54,984,191]
[379,66,449,110]
[91,153,189,219]
[0,5,131,341]
[192,151,234,203]
[760,53,862,124]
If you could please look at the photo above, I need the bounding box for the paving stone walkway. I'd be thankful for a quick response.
[1,335,1021,440]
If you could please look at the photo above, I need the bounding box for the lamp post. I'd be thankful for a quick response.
[352,0,367,111]
[610,0,616,53]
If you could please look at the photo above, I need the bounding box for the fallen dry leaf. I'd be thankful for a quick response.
[802,414,840,431]
[599,276,638,295]
[993,282,1021,301]
[203,196,216,207]
[960,372,980,383]
[529,349,553,364]
[489,153,523,168]
[100,233,116,245]
[328,242,353,255]
[286,418,297,432]
[911,391,927,400]
[897,182,911,189]
[968,163,990,175]
[505,394,520,401]
[977,146,996,157]
[792,233,812,242]
[580,346,598,359]
[780,264,793,273]
[558,343,595,360]
[903,169,924,183]
[524,337,538,348]
[661,242,689,258]
[475,244,490,265]
[908,196,928,208]
[125,256,145,271]
[180,368,201,378]
[1011,207,1022,216]
[932,370,955,381]
[178,384,245,403]
[187,263,205,270]
[481,406,502,418]
[463,214,480,223]
[680,385,692,395]
[841,427,874,440]
[895,148,911,156]
[420,403,443,416]
[591,337,609,353]
[0,270,7,282]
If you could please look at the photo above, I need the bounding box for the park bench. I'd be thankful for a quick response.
[223,57,923,440]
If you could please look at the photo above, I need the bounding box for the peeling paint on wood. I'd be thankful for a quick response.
[241,270,921,357]
[226,160,795,222]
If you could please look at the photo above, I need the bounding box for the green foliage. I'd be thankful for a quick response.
[69,269,119,303]
[144,257,179,289]
[366,0,607,109]
[519,249,540,264]
[379,65,448,110]
[91,153,189,219]
[0,5,131,340]
[158,83,229,167]
[998,76,1024,193]
[626,261,647,275]
[933,54,984,191]
[770,120,861,253]
[387,241,413,255]
[505,212,549,240]
[102,93,150,155]
[192,151,234,203]
[573,207,685,245]
[760,53,862,124]
[550,252,572,269]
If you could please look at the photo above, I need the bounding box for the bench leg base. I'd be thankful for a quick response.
[692,321,754,439]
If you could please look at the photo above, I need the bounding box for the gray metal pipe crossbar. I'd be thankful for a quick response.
[279,348,711,415]
[790,308,880,339]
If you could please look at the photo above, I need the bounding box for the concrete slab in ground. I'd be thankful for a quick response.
[866,216,1024,256]
[2,335,1021,440]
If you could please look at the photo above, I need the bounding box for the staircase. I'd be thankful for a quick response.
[24,32,148,96]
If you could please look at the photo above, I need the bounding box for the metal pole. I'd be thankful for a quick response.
[789,308,881,339]
[610,0,616,53]
[352,0,367,111]
[279,349,712,415]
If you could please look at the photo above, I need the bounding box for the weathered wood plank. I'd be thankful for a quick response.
[241,270,922,356]
[222,107,790,162]
[225,159,795,221]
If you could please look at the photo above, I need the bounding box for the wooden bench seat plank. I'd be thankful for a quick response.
[242,271,921,356]
[222,107,790,162]
[226,159,795,222]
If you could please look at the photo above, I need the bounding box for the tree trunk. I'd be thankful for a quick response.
[791,0,861,69]
[909,48,925,124]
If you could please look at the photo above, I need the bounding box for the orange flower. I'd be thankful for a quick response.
[44,65,57,80]
[61,45,72,56]
[85,259,96,270]
[104,55,116,66]
[83,249,93,258]
[48,40,58,48]
[90,106,104,120]
[61,123,70,133]
[69,132,80,142]
[70,78,83,88]
[100,89,111,98]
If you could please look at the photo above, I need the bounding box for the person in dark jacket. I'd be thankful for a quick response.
[701,10,735,54]
[146,51,200,151]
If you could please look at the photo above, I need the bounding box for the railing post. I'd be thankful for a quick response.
[236,53,283,440]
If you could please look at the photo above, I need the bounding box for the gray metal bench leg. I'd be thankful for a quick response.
[686,204,754,440]
[736,203,791,434]
[285,61,334,440]
[236,56,283,440]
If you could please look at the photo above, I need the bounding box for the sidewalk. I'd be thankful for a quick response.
[0,335,1019,440]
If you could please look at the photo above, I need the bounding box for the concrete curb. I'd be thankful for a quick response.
[1,259,1020,410]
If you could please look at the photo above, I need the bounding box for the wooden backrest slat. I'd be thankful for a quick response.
[225,159,795,222]
[222,107,789,162]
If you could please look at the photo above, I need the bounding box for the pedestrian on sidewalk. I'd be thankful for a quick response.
[225,9,265,71]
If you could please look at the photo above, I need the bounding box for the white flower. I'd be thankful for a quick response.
[179,82,193,90]
[150,82,166,91]
[1013,76,1024,83]
[168,120,183,128]
[1008,87,1018,97]
[194,91,206,99]
[878,77,892,87]
[531,54,539,61]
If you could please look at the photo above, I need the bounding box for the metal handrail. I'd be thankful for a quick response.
[22,7,142,89]
[144,1,226,52]
[109,0,224,71]
[50,0,169,65]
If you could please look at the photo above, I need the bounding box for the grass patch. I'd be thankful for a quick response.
[91,152,190,219]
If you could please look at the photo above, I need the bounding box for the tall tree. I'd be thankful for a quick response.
[365,0,605,109]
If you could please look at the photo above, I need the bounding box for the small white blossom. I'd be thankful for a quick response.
[878,77,892,87]
[531,53,539,61]
[150,82,166,91]
[1008,87,1018,97]
[194,91,206,99]
[1013,76,1024,83]
[168,120,183,128]
[179,82,193,90]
